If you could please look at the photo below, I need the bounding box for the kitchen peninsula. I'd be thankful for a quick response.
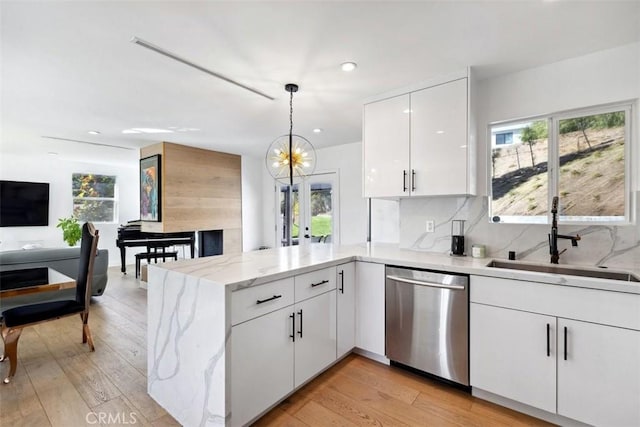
[147,244,640,427]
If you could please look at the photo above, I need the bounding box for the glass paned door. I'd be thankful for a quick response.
[276,172,338,247]
[277,183,300,246]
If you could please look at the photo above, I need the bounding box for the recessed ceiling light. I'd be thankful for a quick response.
[122,128,174,134]
[341,62,357,72]
[403,109,413,114]
[48,152,58,156]
[134,128,174,134]
[436,130,445,134]
[88,130,100,135]
[313,128,323,133]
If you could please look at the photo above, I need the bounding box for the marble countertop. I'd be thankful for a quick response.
[152,243,640,294]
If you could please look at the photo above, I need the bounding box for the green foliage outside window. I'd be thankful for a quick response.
[72,173,117,222]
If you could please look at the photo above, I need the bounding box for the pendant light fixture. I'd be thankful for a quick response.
[266,83,316,186]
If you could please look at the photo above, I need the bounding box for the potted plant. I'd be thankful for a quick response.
[57,216,82,246]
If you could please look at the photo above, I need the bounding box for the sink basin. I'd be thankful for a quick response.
[486,260,640,282]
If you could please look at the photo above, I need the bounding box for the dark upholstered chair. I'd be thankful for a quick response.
[0,223,99,384]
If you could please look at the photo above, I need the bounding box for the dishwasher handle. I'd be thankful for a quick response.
[386,275,466,290]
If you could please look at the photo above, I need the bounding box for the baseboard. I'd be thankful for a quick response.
[352,347,390,365]
[472,388,590,427]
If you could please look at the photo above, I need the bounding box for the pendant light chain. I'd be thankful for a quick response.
[289,89,294,137]
[288,87,294,186]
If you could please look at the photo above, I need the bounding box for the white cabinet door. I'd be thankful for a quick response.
[336,262,355,358]
[410,78,468,196]
[231,307,294,427]
[558,319,640,427]
[363,94,410,198]
[470,303,557,413]
[355,262,385,356]
[294,290,337,388]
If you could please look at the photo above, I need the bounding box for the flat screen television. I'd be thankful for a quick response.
[0,180,50,227]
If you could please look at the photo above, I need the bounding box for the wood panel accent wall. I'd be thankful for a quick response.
[140,142,242,254]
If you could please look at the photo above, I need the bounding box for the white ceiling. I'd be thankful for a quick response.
[1,1,639,165]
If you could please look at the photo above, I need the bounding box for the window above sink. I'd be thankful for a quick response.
[488,101,634,225]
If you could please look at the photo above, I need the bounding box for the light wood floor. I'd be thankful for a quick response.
[1,266,553,427]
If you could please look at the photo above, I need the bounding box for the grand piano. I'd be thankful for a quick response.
[116,221,195,274]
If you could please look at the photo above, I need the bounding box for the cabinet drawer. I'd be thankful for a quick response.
[471,275,640,330]
[232,278,294,325]
[295,267,336,302]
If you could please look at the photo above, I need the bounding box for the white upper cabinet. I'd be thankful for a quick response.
[363,69,475,198]
[363,94,410,198]
[410,78,469,196]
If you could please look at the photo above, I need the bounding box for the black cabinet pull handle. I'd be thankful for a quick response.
[256,294,282,305]
[403,170,408,192]
[338,270,344,294]
[311,279,329,288]
[290,312,295,342]
[546,323,550,357]
[564,326,568,361]
[411,169,416,192]
[298,309,303,338]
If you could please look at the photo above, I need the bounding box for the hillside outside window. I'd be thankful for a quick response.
[489,102,633,224]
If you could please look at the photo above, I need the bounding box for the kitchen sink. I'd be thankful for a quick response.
[486,260,640,282]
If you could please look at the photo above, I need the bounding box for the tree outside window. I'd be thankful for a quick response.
[490,103,631,224]
[72,173,117,222]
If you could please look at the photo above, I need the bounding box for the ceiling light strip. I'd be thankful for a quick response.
[42,136,136,150]
[131,37,275,101]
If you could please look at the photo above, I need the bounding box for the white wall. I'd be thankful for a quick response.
[241,155,264,251]
[477,42,640,196]
[398,42,640,269]
[0,151,140,267]
[314,142,368,245]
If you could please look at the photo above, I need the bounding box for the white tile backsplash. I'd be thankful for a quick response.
[399,193,640,270]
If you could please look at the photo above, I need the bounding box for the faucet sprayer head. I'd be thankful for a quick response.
[552,196,559,214]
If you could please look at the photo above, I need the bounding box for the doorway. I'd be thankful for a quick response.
[275,172,339,247]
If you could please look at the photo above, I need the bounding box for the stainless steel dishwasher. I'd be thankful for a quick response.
[385,266,469,386]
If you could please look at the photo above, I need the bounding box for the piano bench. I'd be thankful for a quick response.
[135,251,178,278]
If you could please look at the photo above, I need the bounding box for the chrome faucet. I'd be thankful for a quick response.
[549,196,581,264]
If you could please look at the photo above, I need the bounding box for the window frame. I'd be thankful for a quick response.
[72,173,119,224]
[488,101,635,225]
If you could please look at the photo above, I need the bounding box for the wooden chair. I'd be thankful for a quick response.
[0,222,99,384]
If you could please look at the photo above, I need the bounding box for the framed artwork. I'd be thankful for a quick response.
[140,155,161,222]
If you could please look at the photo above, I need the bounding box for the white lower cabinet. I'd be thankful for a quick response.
[231,268,337,426]
[231,306,294,427]
[336,262,355,358]
[470,303,557,413]
[470,275,640,427]
[294,290,337,388]
[355,262,385,356]
[557,318,640,427]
